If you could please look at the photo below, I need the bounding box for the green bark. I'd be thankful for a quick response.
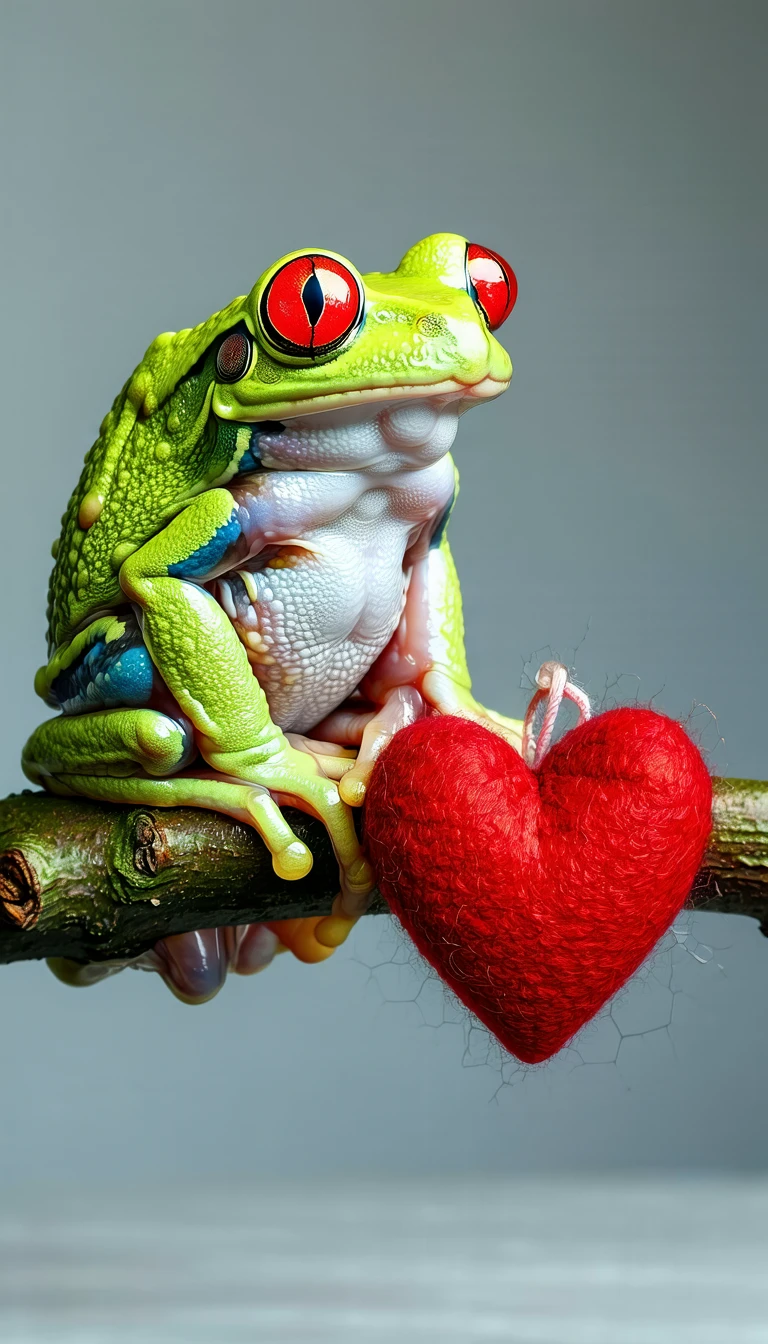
[0,781,764,967]
[692,778,768,932]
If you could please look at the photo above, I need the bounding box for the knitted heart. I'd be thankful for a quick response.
[364,708,712,1063]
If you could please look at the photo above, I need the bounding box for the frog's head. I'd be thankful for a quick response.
[212,232,516,423]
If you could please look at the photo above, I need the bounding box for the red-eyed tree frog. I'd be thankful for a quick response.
[24,233,522,1000]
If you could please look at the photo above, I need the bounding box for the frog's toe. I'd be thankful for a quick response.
[264,766,375,914]
[266,916,341,964]
[285,733,358,780]
[338,686,426,808]
[338,855,375,916]
[47,956,136,987]
[152,928,230,1004]
[245,790,314,881]
[314,910,360,949]
[230,923,282,975]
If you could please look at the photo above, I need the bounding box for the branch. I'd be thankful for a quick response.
[690,778,768,928]
[0,780,765,966]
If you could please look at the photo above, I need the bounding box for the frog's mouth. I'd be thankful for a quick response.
[217,373,510,424]
[223,380,502,476]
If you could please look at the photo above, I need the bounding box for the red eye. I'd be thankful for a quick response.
[466,243,517,330]
[260,254,364,360]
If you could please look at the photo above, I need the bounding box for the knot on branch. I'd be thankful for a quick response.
[0,849,41,929]
[132,813,168,878]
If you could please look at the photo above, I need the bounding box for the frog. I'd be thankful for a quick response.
[23,232,523,1002]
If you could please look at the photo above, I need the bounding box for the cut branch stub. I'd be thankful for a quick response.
[0,848,41,929]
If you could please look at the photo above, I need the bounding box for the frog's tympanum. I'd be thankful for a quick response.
[25,233,522,1000]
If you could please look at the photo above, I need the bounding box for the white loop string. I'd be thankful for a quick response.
[522,661,592,768]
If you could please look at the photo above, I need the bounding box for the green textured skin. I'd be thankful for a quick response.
[46,304,246,653]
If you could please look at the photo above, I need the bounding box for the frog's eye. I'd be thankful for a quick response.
[216,330,253,383]
[466,243,518,331]
[258,254,364,362]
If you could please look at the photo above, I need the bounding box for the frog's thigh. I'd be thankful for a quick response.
[23,711,313,882]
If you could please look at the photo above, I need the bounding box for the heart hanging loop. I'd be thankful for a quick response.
[522,661,592,768]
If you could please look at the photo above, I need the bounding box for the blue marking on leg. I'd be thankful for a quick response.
[167,510,242,580]
[51,622,155,714]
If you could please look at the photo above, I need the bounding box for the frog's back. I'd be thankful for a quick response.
[46,295,248,654]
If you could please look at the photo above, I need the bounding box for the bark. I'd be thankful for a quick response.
[0,780,765,967]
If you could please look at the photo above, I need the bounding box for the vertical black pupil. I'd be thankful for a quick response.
[302,271,325,327]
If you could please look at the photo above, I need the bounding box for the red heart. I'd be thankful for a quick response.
[364,708,712,1063]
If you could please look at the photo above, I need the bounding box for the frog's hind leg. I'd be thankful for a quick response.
[23,708,315,883]
[23,708,331,998]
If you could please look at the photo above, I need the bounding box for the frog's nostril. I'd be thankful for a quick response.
[416,313,449,337]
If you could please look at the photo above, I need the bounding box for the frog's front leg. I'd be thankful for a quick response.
[118,489,371,907]
[316,526,523,806]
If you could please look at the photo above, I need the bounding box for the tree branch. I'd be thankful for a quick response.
[0,780,765,966]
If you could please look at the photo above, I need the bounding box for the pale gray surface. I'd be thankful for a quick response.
[1,1178,768,1343]
[0,0,766,1185]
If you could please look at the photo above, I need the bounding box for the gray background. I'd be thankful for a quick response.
[0,0,766,1186]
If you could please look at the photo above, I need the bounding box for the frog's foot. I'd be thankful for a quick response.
[24,708,373,898]
[313,675,524,809]
[48,923,283,1003]
[210,739,374,917]
[316,687,428,807]
[148,923,285,1000]
[49,914,350,997]
[140,916,343,996]
[24,708,317,881]
[284,734,358,781]
[24,708,374,983]
[262,913,356,964]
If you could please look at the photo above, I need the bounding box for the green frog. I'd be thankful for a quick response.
[24,233,522,999]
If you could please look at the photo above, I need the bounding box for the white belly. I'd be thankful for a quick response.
[215,396,459,732]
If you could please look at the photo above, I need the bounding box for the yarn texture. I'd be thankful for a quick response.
[364,708,713,1064]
